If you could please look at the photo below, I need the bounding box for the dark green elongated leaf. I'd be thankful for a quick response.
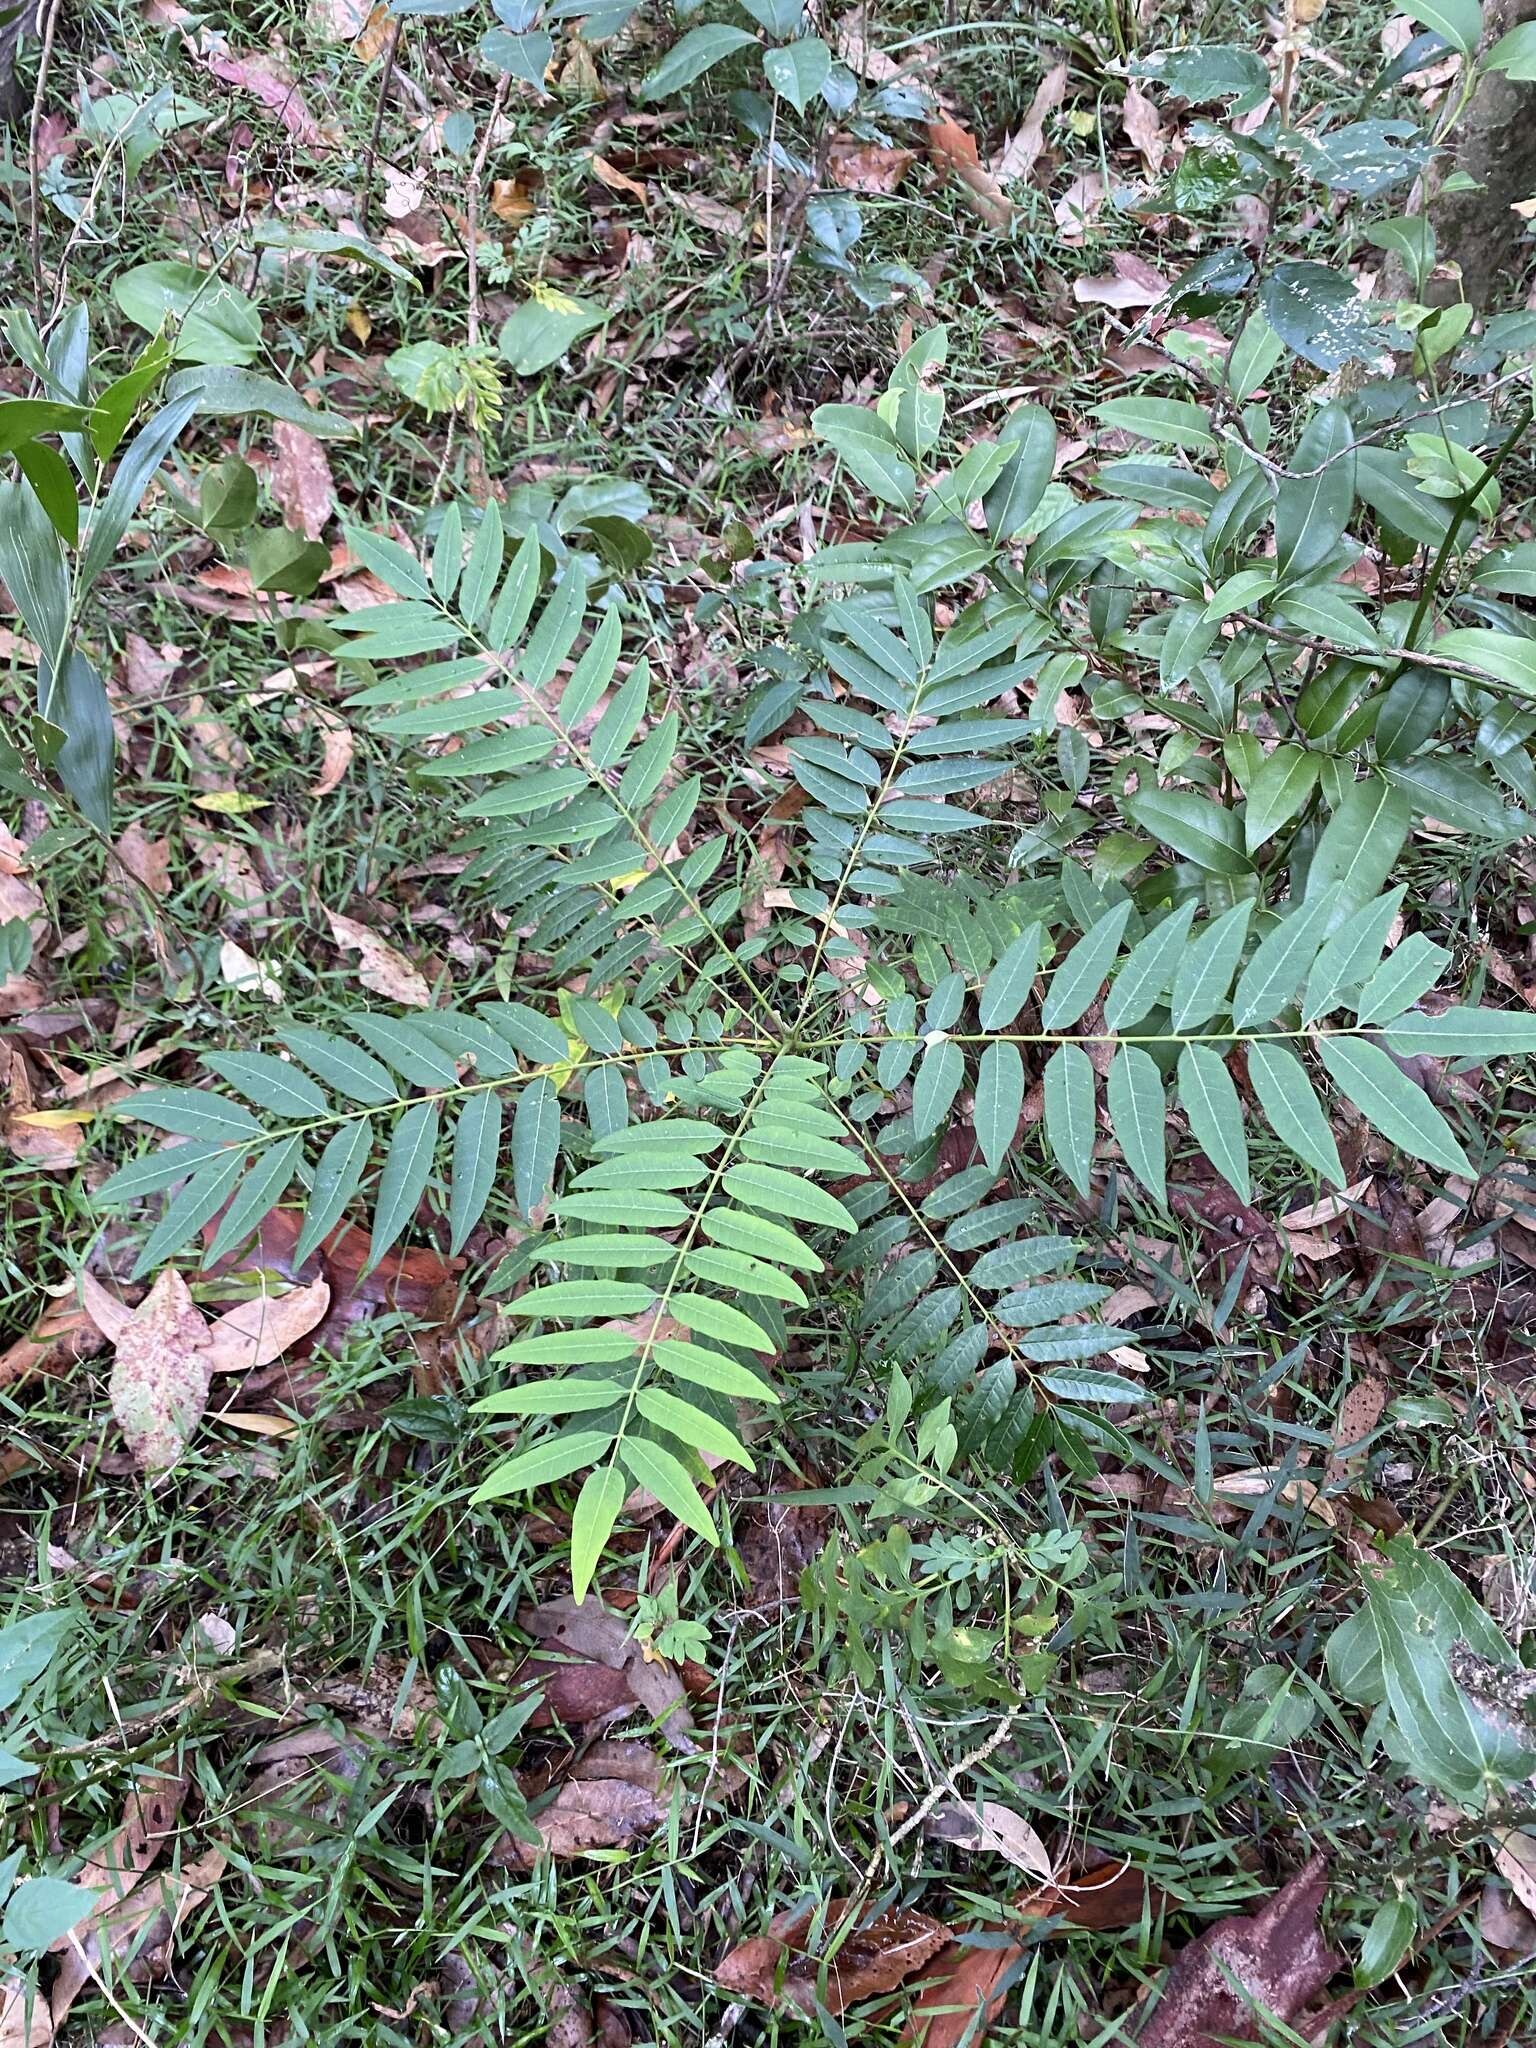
[636,1386,753,1467]
[1382,1006,1536,1057]
[1104,900,1195,1031]
[569,1464,627,1601]
[370,1099,441,1264]
[203,1050,328,1118]
[1125,789,1252,875]
[1305,775,1411,915]
[1178,1043,1250,1199]
[653,1337,779,1402]
[78,389,199,593]
[670,1294,775,1352]
[977,922,1042,1029]
[975,1039,1023,1174]
[1231,888,1337,1029]
[46,649,115,829]
[1106,1046,1167,1204]
[1275,404,1355,582]
[281,1027,398,1106]
[1039,1366,1152,1403]
[1354,934,1449,1024]
[472,1428,616,1503]
[130,1148,250,1278]
[351,1016,458,1089]
[1043,1043,1096,1198]
[970,1236,1079,1287]
[994,1280,1108,1326]
[1042,901,1133,1031]
[1317,1035,1473,1176]
[206,1135,302,1262]
[1244,745,1319,852]
[1383,756,1527,841]
[1303,887,1406,1021]
[513,1075,560,1220]
[1015,1324,1133,1362]
[983,404,1057,540]
[912,1037,965,1139]
[619,1436,718,1541]
[295,1118,373,1265]
[1246,1042,1344,1187]
[812,403,915,507]
[638,21,758,99]
[450,1091,502,1253]
[1260,261,1399,371]
[1171,901,1253,1032]
[16,439,78,546]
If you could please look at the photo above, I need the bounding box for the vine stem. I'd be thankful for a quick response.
[26,0,65,321]
[1401,400,1535,656]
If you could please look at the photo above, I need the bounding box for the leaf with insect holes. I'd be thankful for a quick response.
[109,1268,213,1473]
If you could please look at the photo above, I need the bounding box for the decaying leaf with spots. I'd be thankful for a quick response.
[325,907,434,1006]
[102,1268,213,1473]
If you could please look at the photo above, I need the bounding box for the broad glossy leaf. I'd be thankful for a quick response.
[1244,745,1319,852]
[1275,404,1355,581]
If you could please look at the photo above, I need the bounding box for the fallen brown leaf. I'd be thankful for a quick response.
[1121,84,1168,175]
[270,419,335,540]
[717,1900,951,2017]
[590,154,647,202]
[926,115,1011,229]
[923,1801,1053,1881]
[1074,253,1169,310]
[324,907,434,1007]
[102,1268,214,1473]
[204,1275,333,1372]
[111,823,172,899]
[1132,1856,1341,2048]
[309,713,355,797]
[828,137,917,194]
[508,1743,669,1866]
[899,1936,1021,2048]
[199,48,327,148]
[993,62,1067,186]
[490,174,540,222]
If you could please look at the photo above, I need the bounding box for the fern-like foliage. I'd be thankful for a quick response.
[98,429,1536,1593]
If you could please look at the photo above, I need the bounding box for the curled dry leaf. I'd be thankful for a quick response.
[1121,84,1167,175]
[204,1274,332,1373]
[1074,254,1169,311]
[926,115,1011,230]
[199,48,327,149]
[828,138,917,194]
[106,1268,213,1474]
[923,1801,1054,1882]
[324,907,433,1007]
[1133,1855,1341,2048]
[993,61,1067,186]
[270,420,336,541]
[716,1900,951,2017]
[309,713,355,797]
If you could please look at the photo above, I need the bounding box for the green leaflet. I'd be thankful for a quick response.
[295,1119,373,1265]
[635,1386,753,1468]
[370,1099,440,1264]
[1105,1046,1166,1204]
[1246,1042,1344,1188]
[1316,1035,1473,1177]
[1170,901,1252,1032]
[472,1428,617,1503]
[977,923,1042,1030]
[975,1039,1023,1174]
[1178,1043,1250,1199]
[1103,900,1194,1032]
[618,1437,718,1542]
[1230,888,1337,1029]
[1043,1043,1096,1199]
[1041,900,1133,1031]
[449,1092,502,1254]
[912,1037,965,1139]
[513,1076,560,1220]
[568,1465,628,1602]
[206,1135,302,1263]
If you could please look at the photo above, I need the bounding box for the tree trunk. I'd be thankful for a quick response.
[1429,0,1536,308]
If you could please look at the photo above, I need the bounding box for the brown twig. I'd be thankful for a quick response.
[358,17,403,237]
[27,0,66,320]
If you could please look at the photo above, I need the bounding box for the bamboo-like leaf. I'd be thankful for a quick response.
[636,1386,753,1468]
[205,1134,302,1263]
[513,1076,560,1220]
[618,1438,718,1542]
[1043,1043,1096,1198]
[1354,934,1450,1025]
[1105,1045,1167,1205]
[472,1427,616,1503]
[977,923,1042,1030]
[1041,901,1133,1031]
[1104,900,1195,1032]
[1317,1034,1473,1176]
[369,1099,440,1263]
[1246,1041,1344,1187]
[975,1039,1023,1174]
[449,1091,502,1254]
[1302,888,1406,1022]
[569,1464,627,1601]
[1178,1043,1250,1199]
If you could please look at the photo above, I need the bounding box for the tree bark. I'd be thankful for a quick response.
[1429,0,1536,308]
